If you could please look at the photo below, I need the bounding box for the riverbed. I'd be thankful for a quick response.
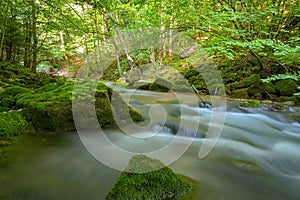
[1,89,300,200]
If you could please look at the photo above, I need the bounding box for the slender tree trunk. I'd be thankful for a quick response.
[169,13,174,57]
[111,38,123,78]
[0,1,9,61]
[150,46,156,79]
[93,8,104,68]
[31,1,38,72]
[109,12,135,80]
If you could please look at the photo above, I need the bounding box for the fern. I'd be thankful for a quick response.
[261,74,299,83]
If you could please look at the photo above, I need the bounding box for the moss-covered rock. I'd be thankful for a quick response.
[264,82,276,94]
[133,78,171,92]
[240,99,260,108]
[16,80,143,132]
[153,77,172,89]
[0,110,35,140]
[231,80,247,89]
[275,79,297,96]
[295,114,300,123]
[105,155,193,200]
[278,96,295,102]
[230,88,249,99]
[294,95,300,105]
[149,83,170,92]
[272,103,286,111]
[245,74,265,98]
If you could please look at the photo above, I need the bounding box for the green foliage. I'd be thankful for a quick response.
[106,155,193,200]
[0,86,32,109]
[262,74,299,83]
[0,110,35,140]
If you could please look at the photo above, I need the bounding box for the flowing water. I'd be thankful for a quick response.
[1,89,300,200]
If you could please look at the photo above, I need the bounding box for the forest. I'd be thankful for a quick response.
[0,0,300,200]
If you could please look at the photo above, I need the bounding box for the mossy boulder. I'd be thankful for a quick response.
[16,80,143,132]
[106,155,193,200]
[294,95,300,105]
[231,80,247,89]
[275,79,297,96]
[149,83,170,92]
[230,88,249,99]
[278,96,295,102]
[272,103,287,111]
[240,99,260,108]
[295,114,300,123]
[264,82,276,94]
[153,77,172,89]
[134,78,171,92]
[245,74,265,98]
[0,110,35,140]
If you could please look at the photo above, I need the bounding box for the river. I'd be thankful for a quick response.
[1,88,300,200]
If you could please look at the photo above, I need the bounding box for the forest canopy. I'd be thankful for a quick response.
[0,0,299,89]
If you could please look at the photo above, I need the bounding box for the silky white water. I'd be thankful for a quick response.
[1,89,299,200]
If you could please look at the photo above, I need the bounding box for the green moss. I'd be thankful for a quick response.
[295,114,300,123]
[275,79,297,96]
[149,83,170,92]
[0,86,32,109]
[246,74,265,97]
[0,106,9,112]
[294,95,300,105]
[0,98,15,108]
[278,96,295,102]
[0,110,35,140]
[264,82,276,94]
[231,80,247,89]
[133,81,170,92]
[106,155,193,200]
[240,99,260,108]
[0,86,31,97]
[272,103,286,111]
[230,88,249,99]
[15,80,142,132]
[176,175,199,200]
[154,77,172,89]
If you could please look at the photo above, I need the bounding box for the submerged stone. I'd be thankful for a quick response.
[105,155,193,200]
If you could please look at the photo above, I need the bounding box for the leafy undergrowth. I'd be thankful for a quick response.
[0,110,35,140]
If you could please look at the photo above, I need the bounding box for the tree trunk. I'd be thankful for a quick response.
[31,2,38,72]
